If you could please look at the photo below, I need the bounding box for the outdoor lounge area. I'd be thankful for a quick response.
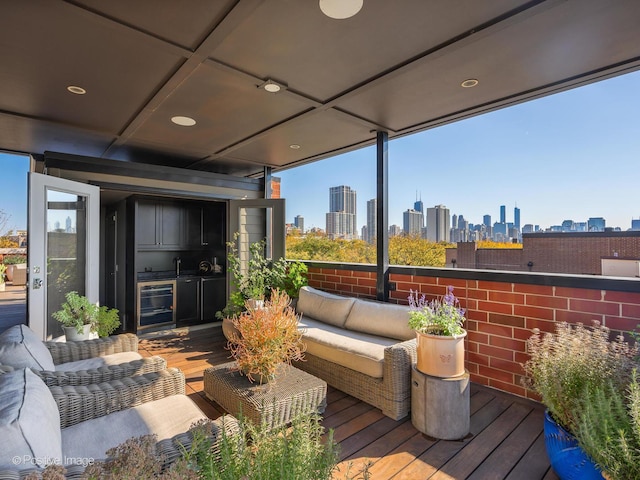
[1,1,640,478]
[137,321,556,480]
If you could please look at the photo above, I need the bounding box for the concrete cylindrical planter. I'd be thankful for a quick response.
[415,329,467,378]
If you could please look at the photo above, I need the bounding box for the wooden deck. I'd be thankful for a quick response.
[139,324,558,480]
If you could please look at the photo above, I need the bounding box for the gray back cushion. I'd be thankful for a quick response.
[0,368,62,469]
[344,299,415,341]
[296,286,355,328]
[0,324,55,371]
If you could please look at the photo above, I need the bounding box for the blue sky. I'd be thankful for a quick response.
[0,153,29,232]
[278,69,640,232]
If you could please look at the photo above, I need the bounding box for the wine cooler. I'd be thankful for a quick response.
[137,280,176,329]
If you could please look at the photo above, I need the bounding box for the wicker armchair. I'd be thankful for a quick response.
[40,333,167,386]
[0,326,166,387]
[0,367,239,480]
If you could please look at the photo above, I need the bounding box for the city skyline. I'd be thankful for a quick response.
[278,69,640,234]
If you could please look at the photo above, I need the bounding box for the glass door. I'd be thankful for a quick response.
[28,173,99,340]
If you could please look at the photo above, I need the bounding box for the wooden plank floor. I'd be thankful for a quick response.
[139,324,558,480]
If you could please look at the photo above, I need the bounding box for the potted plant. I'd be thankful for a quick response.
[522,322,639,480]
[573,372,640,480]
[0,264,6,292]
[227,289,305,384]
[2,254,25,283]
[408,285,467,378]
[53,291,121,341]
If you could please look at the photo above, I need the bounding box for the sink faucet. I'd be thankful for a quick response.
[174,256,181,277]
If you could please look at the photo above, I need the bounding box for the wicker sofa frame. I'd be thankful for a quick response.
[37,333,166,386]
[0,367,239,480]
[293,339,416,420]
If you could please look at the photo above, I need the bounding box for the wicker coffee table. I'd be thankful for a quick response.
[203,361,327,429]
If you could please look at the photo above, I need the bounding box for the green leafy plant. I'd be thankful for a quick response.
[228,289,306,383]
[52,291,121,337]
[2,255,26,264]
[573,371,640,480]
[407,286,466,336]
[185,412,340,480]
[522,321,639,433]
[280,260,308,299]
[219,233,303,318]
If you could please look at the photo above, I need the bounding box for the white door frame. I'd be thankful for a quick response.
[28,172,100,340]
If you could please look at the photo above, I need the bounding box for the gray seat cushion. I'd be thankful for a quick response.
[56,351,143,372]
[0,369,62,469]
[299,316,397,378]
[344,299,414,341]
[61,394,208,463]
[296,286,355,328]
[0,324,55,371]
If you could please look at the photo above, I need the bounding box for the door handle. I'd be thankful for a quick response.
[32,278,43,289]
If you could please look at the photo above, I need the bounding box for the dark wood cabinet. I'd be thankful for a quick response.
[201,277,225,321]
[176,277,199,324]
[136,200,183,249]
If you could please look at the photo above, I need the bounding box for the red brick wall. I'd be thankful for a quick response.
[306,265,640,401]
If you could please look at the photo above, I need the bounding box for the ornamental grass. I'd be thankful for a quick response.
[229,289,306,383]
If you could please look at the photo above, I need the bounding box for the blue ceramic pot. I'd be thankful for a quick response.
[543,410,604,480]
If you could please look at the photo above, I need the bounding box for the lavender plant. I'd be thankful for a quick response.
[408,286,466,336]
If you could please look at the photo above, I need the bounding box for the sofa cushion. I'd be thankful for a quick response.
[56,351,143,372]
[296,286,355,328]
[344,299,414,341]
[61,394,208,463]
[0,324,56,371]
[0,368,62,469]
[299,316,398,378]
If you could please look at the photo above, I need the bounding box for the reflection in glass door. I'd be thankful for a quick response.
[45,190,88,339]
[28,172,99,340]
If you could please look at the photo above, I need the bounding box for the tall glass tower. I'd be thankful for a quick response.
[327,185,357,239]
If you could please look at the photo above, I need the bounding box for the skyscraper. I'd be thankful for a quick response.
[294,215,304,234]
[326,185,357,239]
[500,205,506,224]
[588,217,606,232]
[426,205,450,242]
[483,215,491,228]
[366,198,377,244]
[403,209,423,236]
[514,207,520,231]
[414,192,424,214]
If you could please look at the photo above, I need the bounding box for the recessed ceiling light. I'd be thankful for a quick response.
[289,144,301,150]
[461,79,479,88]
[319,0,363,19]
[264,82,281,93]
[67,85,86,95]
[171,116,196,126]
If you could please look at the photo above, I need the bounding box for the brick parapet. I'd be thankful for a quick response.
[305,264,640,400]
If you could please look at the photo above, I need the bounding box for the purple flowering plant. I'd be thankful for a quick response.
[408,286,466,336]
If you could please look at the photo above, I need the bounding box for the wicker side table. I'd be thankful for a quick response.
[203,361,327,430]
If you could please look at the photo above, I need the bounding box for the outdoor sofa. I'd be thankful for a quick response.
[0,325,166,386]
[0,366,239,479]
[292,286,417,420]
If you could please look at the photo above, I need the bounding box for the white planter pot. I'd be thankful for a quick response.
[63,324,92,341]
[0,282,5,292]
[416,329,467,378]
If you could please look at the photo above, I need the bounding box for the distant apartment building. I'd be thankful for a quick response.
[403,208,423,236]
[588,217,606,232]
[426,205,450,242]
[632,218,640,231]
[446,231,640,276]
[365,198,377,244]
[326,185,357,240]
[294,215,304,234]
[389,224,402,237]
